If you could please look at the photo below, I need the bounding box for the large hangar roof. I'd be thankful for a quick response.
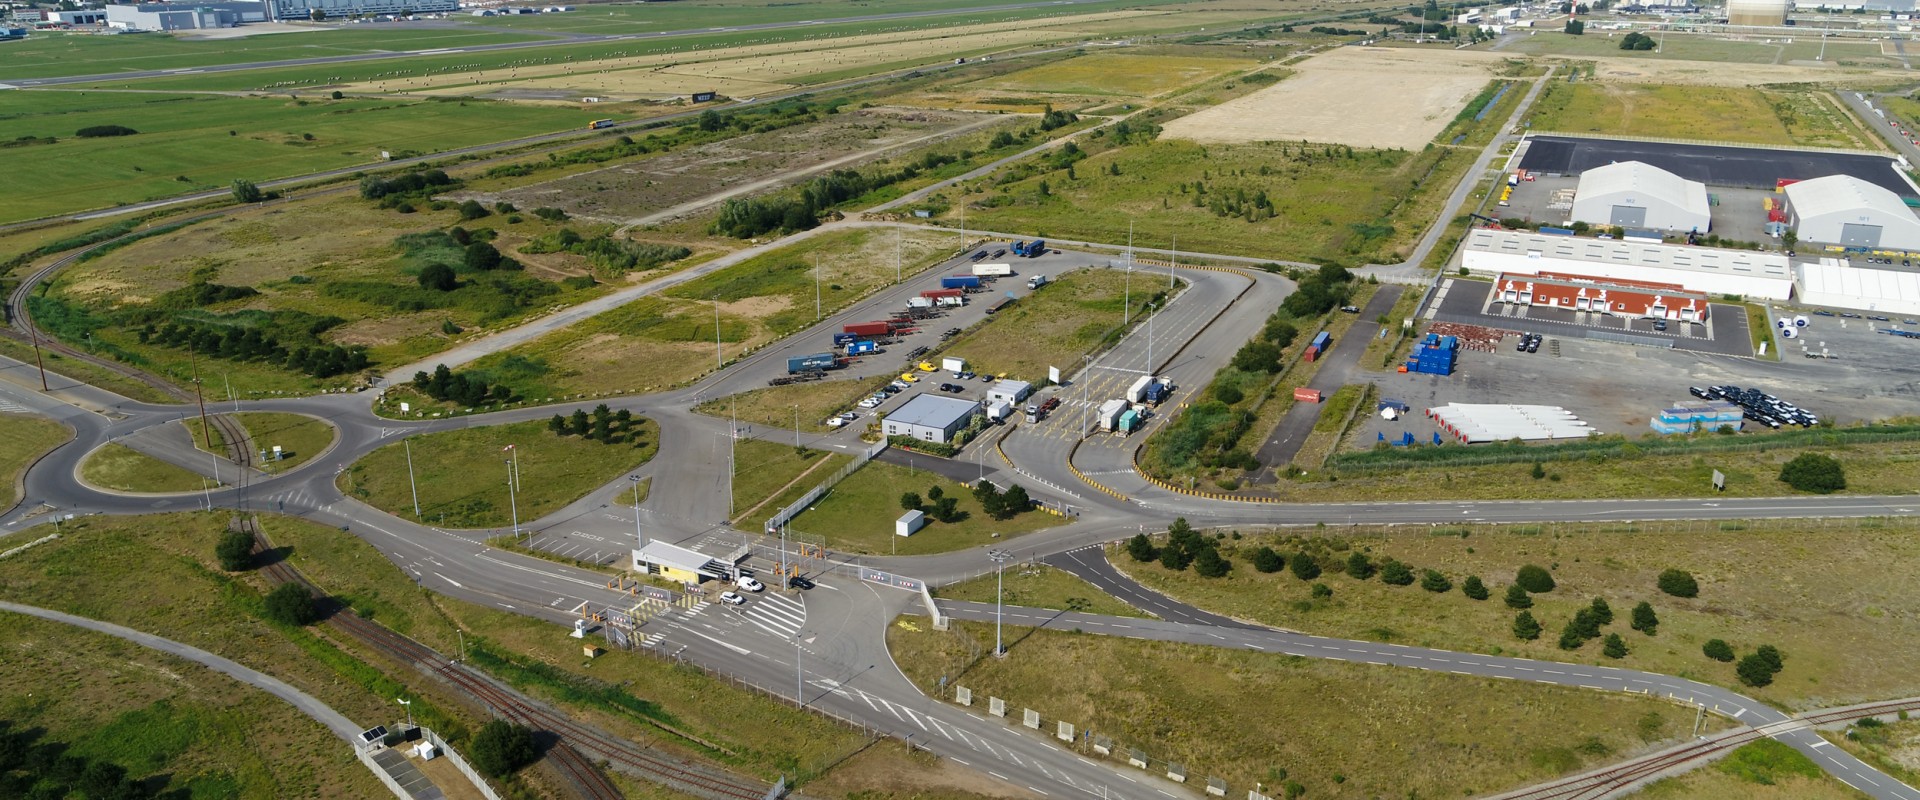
[1784,174,1920,222]
[1576,161,1710,218]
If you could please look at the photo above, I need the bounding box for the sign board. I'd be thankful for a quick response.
[1022,709,1040,729]
[693,91,718,103]
[955,686,972,706]
[1712,469,1726,491]
[605,608,637,629]
[642,585,674,603]
[859,567,924,592]
[1049,365,1061,384]
[1056,721,1074,741]
[989,697,1006,717]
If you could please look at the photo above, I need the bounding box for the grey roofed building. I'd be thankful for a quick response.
[881,394,981,445]
[1570,161,1711,232]
[1784,174,1920,251]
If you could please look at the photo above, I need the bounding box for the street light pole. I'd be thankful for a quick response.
[629,474,646,550]
[988,548,1011,657]
[793,634,805,705]
[1080,353,1092,436]
[506,458,522,542]
[511,443,520,492]
[1169,234,1176,289]
[714,295,723,370]
[405,439,421,520]
[793,405,800,448]
[1146,302,1156,374]
[397,698,413,729]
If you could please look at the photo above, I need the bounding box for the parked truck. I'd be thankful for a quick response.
[973,263,1012,277]
[832,332,859,346]
[787,353,838,374]
[1142,377,1171,405]
[907,297,934,309]
[936,295,966,308]
[1026,274,1049,290]
[1024,239,1048,257]
[843,321,893,337]
[846,340,879,355]
[941,275,983,290]
[1126,375,1156,404]
[1116,408,1141,434]
[1096,399,1128,432]
[941,357,966,373]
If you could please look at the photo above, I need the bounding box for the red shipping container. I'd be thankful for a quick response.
[843,322,892,337]
[1303,345,1319,362]
[1293,387,1322,403]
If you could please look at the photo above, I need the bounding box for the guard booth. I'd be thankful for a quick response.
[632,541,727,585]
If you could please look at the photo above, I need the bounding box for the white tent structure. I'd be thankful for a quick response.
[1796,258,1920,316]
[1570,161,1711,232]
[1428,404,1597,443]
[1784,175,1920,251]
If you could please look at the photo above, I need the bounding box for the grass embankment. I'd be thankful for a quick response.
[183,411,335,473]
[731,440,849,530]
[943,268,1179,383]
[890,620,1704,798]
[1527,82,1872,149]
[1357,288,1422,369]
[699,373,896,435]
[0,27,549,80]
[790,460,1055,555]
[0,415,70,509]
[338,418,658,528]
[1746,302,1780,360]
[0,612,387,798]
[935,564,1148,618]
[1630,739,1861,798]
[79,442,208,494]
[1117,519,1920,706]
[0,334,179,405]
[461,228,965,400]
[616,477,652,507]
[1823,716,1920,790]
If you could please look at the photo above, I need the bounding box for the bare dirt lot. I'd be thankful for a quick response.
[468,107,1004,225]
[1160,47,1499,148]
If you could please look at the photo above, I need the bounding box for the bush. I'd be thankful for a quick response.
[76,125,138,138]
[418,262,458,291]
[1126,533,1157,563]
[1419,570,1452,593]
[1345,551,1374,580]
[1736,654,1776,687]
[1516,564,1556,593]
[1193,548,1232,578]
[1504,583,1532,609]
[1657,568,1698,598]
[1251,546,1283,573]
[1630,601,1658,635]
[263,583,317,626]
[899,492,921,511]
[1589,597,1613,626]
[1311,583,1332,599]
[1160,544,1192,571]
[1513,611,1541,640]
[1779,453,1845,494]
[1289,552,1321,580]
[1753,644,1785,674]
[1703,639,1736,662]
[458,199,491,221]
[215,529,255,571]
[468,720,538,776]
[1379,559,1414,586]
[1602,633,1629,659]
[1462,575,1489,600]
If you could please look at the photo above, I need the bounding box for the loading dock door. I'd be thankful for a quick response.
[1610,205,1647,228]
[1840,223,1884,247]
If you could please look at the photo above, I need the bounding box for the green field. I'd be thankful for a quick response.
[1497,30,1901,67]
[184,411,336,473]
[1630,740,1860,798]
[1529,82,1876,149]
[790,459,1056,555]
[935,563,1148,618]
[79,442,209,494]
[730,439,849,528]
[0,27,551,80]
[967,52,1256,98]
[338,417,658,528]
[0,91,600,222]
[943,267,1177,383]
[698,373,895,435]
[890,620,1705,798]
[1116,519,1920,707]
[0,414,70,509]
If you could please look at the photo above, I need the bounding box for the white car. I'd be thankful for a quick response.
[735,575,764,593]
[827,417,847,428]
[839,412,858,421]
[720,591,746,605]
[858,397,882,409]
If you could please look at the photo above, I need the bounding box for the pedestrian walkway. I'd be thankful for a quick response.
[739,591,806,638]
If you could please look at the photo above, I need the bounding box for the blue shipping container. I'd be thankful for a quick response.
[941,275,982,289]
[1538,226,1575,236]
[1027,239,1046,257]
[847,341,878,355]
[787,353,837,373]
[1311,331,1332,350]
[832,332,858,345]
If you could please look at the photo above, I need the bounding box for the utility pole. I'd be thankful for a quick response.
[629,474,646,550]
[1124,222,1134,324]
[793,405,800,448]
[26,324,48,392]
[1080,353,1092,436]
[814,262,821,321]
[397,698,413,730]
[1169,234,1177,289]
[189,345,212,450]
[506,458,522,542]
[989,549,1011,657]
[713,295,723,369]
[793,634,805,705]
[510,443,520,492]
[405,439,421,519]
[895,229,902,283]
[224,372,236,412]
[1146,302,1156,374]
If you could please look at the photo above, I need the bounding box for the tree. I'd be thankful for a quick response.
[465,241,504,271]
[570,409,590,436]
[1193,547,1232,578]
[1516,564,1556,593]
[216,529,254,571]
[263,583,317,626]
[973,480,1002,516]
[927,485,944,501]
[1311,583,1333,599]
[698,109,725,132]
[1558,620,1589,650]
[1589,597,1613,626]
[900,492,922,511]
[1736,654,1776,687]
[1657,568,1698,598]
[1779,453,1846,494]
[1513,611,1541,640]
[1126,533,1157,563]
[548,414,567,434]
[1564,18,1584,34]
[1754,644,1785,674]
[1001,485,1031,518]
[1631,602,1658,635]
[1380,559,1414,586]
[309,7,325,20]
[469,720,538,777]
[418,262,458,291]
[1570,608,1602,640]
[1462,575,1489,600]
[1289,552,1321,580]
[1160,544,1193,571]
[1531,461,1546,480]
[231,179,264,204]
[1420,569,1452,593]
[1251,546,1284,573]
[1346,551,1374,580]
[1231,341,1283,373]
[1703,639,1736,662]
[932,496,960,522]
[1602,633,1629,659]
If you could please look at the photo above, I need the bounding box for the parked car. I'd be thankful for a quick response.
[720,591,746,605]
[1814,310,1836,317]
[787,575,814,590]
[1340,305,1360,313]
[1652,319,1668,331]
[1869,315,1891,321]
[970,250,988,260]
[839,412,858,421]
[827,417,847,428]
[736,575,764,592]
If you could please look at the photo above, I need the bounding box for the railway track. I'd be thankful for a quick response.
[1500,697,1920,799]
[238,516,775,800]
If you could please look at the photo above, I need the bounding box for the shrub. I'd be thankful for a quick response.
[1289,552,1320,581]
[1160,544,1193,571]
[1602,633,1629,659]
[1736,654,1776,687]
[468,720,538,776]
[1311,582,1332,599]
[1251,546,1283,573]
[1630,601,1658,635]
[1753,644,1785,674]
[1462,575,1489,600]
[76,125,138,138]
[1504,584,1532,609]
[1778,452,1845,494]
[215,529,254,571]
[1193,548,1232,578]
[1379,559,1413,586]
[1589,597,1613,626]
[1513,611,1541,640]
[1345,551,1374,580]
[1126,533,1157,562]
[1703,639,1735,662]
[1419,570,1452,593]
[458,199,491,221]
[1516,564,1556,593]
[263,583,317,626]
[1657,568,1698,598]
[899,492,921,511]
[231,179,265,204]
[418,262,458,291]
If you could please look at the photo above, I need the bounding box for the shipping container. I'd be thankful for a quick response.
[832,332,858,346]
[1117,409,1140,433]
[787,353,838,374]
[846,340,879,355]
[921,288,964,299]
[936,295,966,307]
[1537,226,1576,236]
[1142,378,1171,405]
[907,297,934,309]
[1097,399,1128,432]
[1126,375,1155,403]
[973,263,1013,277]
[1303,345,1319,362]
[941,275,983,290]
[1294,387,1323,403]
[1311,331,1333,350]
[1025,239,1047,257]
[941,357,967,373]
[843,321,892,337]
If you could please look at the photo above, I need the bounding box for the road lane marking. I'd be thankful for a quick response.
[434,572,463,588]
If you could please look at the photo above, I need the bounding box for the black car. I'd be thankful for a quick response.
[970,250,988,260]
[1814,310,1836,317]
[992,249,1006,258]
[1841,312,1862,318]
[1652,319,1667,332]
[1516,334,1531,352]
[1525,337,1540,353]
[907,346,930,358]
[786,575,814,590]
[1869,315,1891,322]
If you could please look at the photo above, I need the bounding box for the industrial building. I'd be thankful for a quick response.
[631,541,725,585]
[106,1,267,30]
[1650,400,1743,435]
[1726,0,1788,25]
[268,0,458,20]
[881,395,980,445]
[986,380,1033,406]
[1570,161,1711,233]
[1495,272,1712,322]
[1783,174,1920,251]
[1796,258,1920,316]
[1462,228,1795,300]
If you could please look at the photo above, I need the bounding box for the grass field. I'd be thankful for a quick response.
[78,442,209,494]
[1528,82,1871,148]
[1823,716,1920,790]
[942,268,1178,384]
[0,613,387,799]
[1115,518,1920,708]
[935,563,1148,618]
[890,620,1704,798]
[0,90,601,222]
[0,414,70,510]
[184,411,335,473]
[1629,739,1861,798]
[462,227,964,399]
[337,418,657,528]
[0,27,552,80]
[789,459,1056,555]
[730,439,849,529]
[966,52,1256,99]
[1498,30,1901,69]
[698,373,895,435]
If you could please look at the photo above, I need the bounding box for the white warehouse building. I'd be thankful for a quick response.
[880,395,980,445]
[1571,161,1712,233]
[1796,259,1920,316]
[1783,174,1920,251]
[1461,228,1795,300]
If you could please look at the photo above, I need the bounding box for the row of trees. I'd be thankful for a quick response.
[547,404,646,446]
[520,227,691,273]
[139,318,369,379]
[710,148,968,239]
[414,364,515,407]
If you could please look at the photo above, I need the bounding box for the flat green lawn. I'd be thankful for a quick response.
[967,52,1256,98]
[1630,740,1861,798]
[184,411,336,473]
[79,442,209,494]
[1498,30,1898,67]
[790,459,1055,555]
[698,373,895,434]
[0,28,552,80]
[1528,81,1869,149]
[935,563,1147,618]
[1117,519,1920,708]
[0,414,71,509]
[890,620,1706,798]
[730,439,848,528]
[338,418,657,528]
[943,268,1178,383]
[0,91,601,222]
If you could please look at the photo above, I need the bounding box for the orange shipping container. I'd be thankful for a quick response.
[1293,387,1323,403]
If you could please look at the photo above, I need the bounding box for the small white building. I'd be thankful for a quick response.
[1570,161,1711,233]
[881,395,981,445]
[986,379,1032,406]
[896,510,927,537]
[1784,175,1920,251]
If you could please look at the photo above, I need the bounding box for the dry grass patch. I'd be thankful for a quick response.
[0,414,70,510]
[943,268,1180,383]
[967,52,1256,99]
[1529,82,1868,148]
[935,563,1148,618]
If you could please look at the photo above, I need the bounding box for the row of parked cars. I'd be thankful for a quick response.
[1515,332,1543,353]
[1688,384,1818,429]
[1812,309,1915,324]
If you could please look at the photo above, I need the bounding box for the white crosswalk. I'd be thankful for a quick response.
[739,592,805,637]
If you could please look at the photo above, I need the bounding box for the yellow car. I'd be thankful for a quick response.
[899,372,919,383]
[917,362,937,372]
